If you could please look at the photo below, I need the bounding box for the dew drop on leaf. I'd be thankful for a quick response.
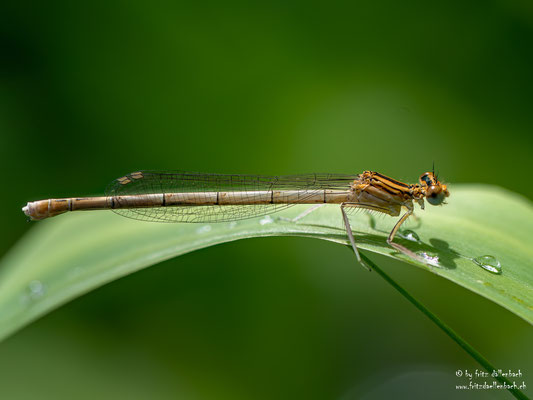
[400,229,421,243]
[259,216,274,225]
[196,225,212,234]
[472,255,502,275]
[27,280,45,300]
[417,251,440,267]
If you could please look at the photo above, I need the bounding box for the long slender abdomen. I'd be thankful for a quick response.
[22,190,351,220]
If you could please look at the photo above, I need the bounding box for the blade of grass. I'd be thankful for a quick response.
[0,184,531,342]
[361,253,528,399]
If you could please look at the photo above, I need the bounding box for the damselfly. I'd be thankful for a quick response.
[23,170,450,269]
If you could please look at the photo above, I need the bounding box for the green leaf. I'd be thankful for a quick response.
[0,184,531,342]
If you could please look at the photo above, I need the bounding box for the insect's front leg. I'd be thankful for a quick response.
[387,210,427,265]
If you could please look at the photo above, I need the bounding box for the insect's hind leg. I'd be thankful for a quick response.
[341,203,372,271]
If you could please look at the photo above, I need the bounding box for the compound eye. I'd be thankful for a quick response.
[426,186,445,205]
[419,173,433,186]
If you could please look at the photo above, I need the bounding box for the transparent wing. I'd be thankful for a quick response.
[105,170,357,223]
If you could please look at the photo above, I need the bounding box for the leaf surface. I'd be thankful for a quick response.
[0,184,531,342]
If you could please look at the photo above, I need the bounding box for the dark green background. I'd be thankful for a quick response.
[1,1,531,399]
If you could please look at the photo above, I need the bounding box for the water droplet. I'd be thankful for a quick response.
[259,215,274,225]
[69,266,84,277]
[196,225,212,234]
[417,251,440,267]
[472,255,502,274]
[400,229,421,243]
[27,280,45,299]
[228,221,237,229]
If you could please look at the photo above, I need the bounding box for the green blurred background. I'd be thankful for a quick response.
[1,1,532,399]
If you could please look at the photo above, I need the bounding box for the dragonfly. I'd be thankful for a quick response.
[23,169,450,270]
